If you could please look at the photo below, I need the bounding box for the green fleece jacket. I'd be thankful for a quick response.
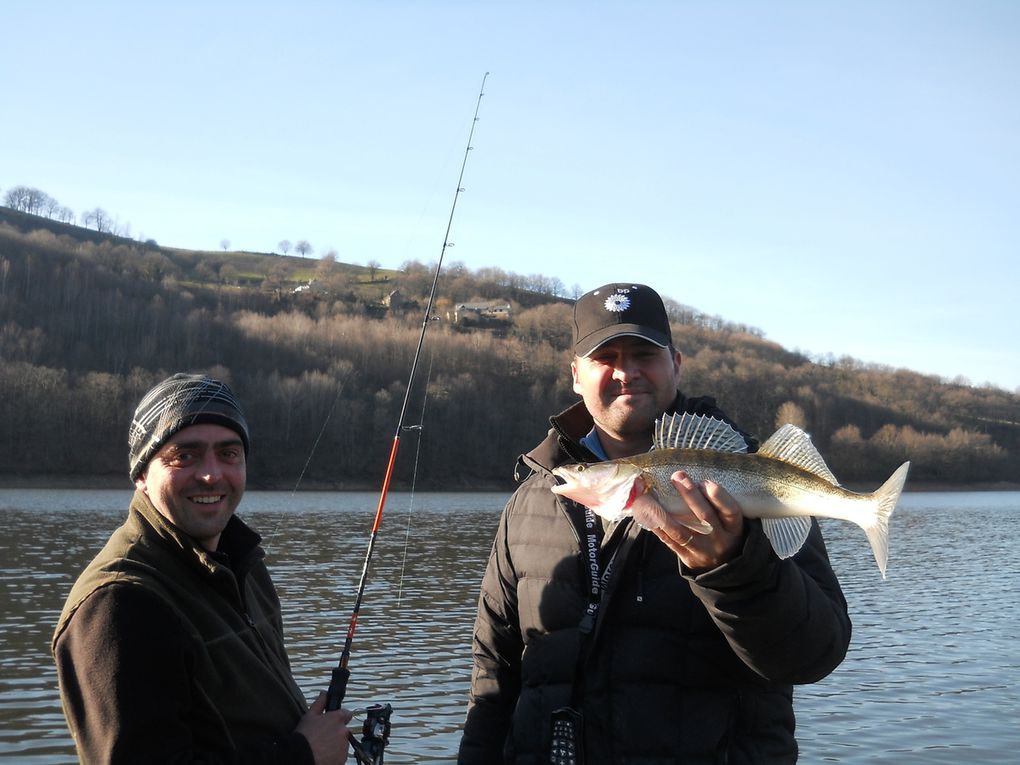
[52,490,313,764]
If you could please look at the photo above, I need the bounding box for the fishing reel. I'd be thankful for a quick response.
[349,703,393,765]
[326,667,392,764]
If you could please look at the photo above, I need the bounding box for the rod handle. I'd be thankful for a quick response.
[325,666,350,711]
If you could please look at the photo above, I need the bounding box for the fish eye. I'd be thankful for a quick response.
[576,464,586,472]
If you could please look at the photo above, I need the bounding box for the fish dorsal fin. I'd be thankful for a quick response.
[654,413,749,453]
[758,424,838,485]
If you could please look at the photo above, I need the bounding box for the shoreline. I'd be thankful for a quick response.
[0,474,512,492]
[1,475,1018,493]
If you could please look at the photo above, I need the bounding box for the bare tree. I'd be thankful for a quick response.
[775,401,808,430]
[195,260,217,281]
[82,207,112,232]
[316,254,337,273]
[262,260,290,291]
[220,239,231,251]
[367,259,381,281]
[4,185,48,213]
[220,264,239,285]
[295,240,313,258]
[278,240,292,255]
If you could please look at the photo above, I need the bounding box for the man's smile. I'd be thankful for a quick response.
[191,495,226,505]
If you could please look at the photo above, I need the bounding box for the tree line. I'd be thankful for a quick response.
[1,209,1018,490]
[3,184,132,237]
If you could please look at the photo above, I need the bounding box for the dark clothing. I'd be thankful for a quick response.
[459,394,851,765]
[52,490,313,764]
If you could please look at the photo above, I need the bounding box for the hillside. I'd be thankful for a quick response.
[1,206,1018,490]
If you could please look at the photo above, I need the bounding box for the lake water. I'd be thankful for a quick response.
[1,489,1018,763]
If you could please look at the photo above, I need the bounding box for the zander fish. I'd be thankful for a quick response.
[551,413,909,577]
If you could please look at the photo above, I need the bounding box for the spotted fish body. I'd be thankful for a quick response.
[551,413,909,578]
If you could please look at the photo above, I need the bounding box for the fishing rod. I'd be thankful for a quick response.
[324,72,490,760]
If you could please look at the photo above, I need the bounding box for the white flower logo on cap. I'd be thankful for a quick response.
[604,293,631,312]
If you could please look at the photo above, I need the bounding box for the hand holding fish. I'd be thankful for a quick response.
[652,471,746,571]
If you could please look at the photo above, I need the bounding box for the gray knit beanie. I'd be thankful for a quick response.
[128,373,250,480]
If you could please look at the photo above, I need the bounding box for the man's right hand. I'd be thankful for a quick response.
[297,691,354,765]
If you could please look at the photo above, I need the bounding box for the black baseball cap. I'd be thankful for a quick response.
[572,283,672,357]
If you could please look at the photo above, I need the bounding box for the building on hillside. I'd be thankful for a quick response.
[292,279,328,295]
[383,289,408,313]
[448,301,512,325]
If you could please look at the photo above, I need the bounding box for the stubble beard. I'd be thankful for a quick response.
[595,394,661,444]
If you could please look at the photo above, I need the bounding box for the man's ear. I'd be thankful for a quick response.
[570,358,582,395]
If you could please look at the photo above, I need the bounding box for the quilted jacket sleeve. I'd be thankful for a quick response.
[683,518,852,684]
[458,498,524,765]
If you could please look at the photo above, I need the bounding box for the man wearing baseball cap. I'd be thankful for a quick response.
[53,373,353,764]
[459,283,850,764]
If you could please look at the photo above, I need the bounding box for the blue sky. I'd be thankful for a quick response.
[4,1,1019,392]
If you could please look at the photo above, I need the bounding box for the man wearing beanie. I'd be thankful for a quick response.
[459,283,851,764]
[53,374,353,764]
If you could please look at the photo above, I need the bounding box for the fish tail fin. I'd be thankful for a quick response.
[862,461,910,579]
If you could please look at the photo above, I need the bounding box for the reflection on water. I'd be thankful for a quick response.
[1,489,1018,763]
[246,492,501,765]
[799,492,1020,764]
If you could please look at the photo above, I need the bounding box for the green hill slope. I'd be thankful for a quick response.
[1,207,1017,489]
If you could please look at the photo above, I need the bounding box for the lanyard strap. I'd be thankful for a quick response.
[564,503,632,712]
[574,507,623,634]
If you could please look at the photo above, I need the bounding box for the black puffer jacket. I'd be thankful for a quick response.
[459,394,851,765]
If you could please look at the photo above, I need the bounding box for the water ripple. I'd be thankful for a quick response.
[1,489,1017,763]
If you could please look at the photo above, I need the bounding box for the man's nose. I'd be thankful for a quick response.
[611,355,641,380]
[196,452,223,482]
